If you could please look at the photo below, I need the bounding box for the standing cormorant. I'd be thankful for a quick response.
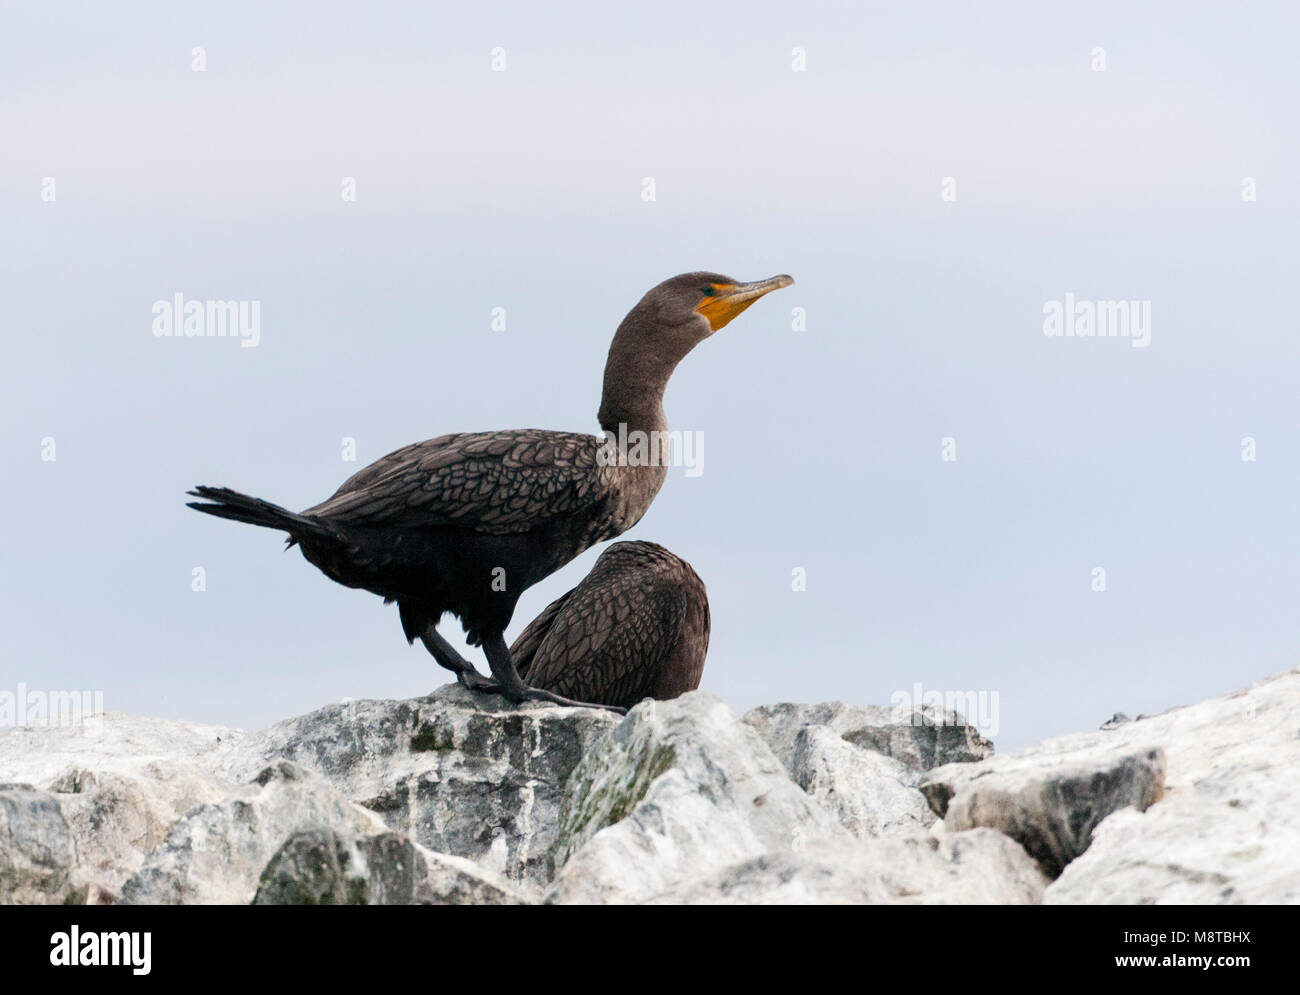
[187,272,791,709]
[512,541,709,710]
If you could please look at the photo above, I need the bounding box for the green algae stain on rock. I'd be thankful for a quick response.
[553,740,677,866]
[409,717,455,753]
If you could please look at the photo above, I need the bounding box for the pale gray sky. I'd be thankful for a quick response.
[2,2,1297,748]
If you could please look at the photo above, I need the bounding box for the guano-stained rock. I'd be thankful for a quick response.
[223,685,620,887]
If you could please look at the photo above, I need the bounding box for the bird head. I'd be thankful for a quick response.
[599,270,795,432]
[630,272,795,350]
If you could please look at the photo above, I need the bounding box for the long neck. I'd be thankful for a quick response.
[595,318,686,536]
[597,330,679,437]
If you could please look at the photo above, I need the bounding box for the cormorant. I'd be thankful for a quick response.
[187,271,791,710]
[512,541,709,710]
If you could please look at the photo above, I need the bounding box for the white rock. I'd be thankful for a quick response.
[1044,668,1300,903]
[744,700,993,773]
[0,713,242,899]
[920,667,1300,903]
[5,670,1293,906]
[789,726,937,838]
[649,829,1048,904]
[546,692,851,904]
[0,712,242,788]
[923,748,1166,876]
[119,760,391,905]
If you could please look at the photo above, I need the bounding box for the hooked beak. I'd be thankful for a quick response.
[696,274,795,331]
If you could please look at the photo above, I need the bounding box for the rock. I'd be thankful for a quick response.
[546,692,850,904]
[649,829,1049,904]
[119,760,390,905]
[253,827,527,905]
[921,748,1165,876]
[0,713,242,901]
[0,712,242,789]
[223,684,619,887]
[743,700,993,774]
[1044,668,1300,904]
[788,726,937,838]
[1099,713,1132,730]
[4,669,1297,905]
[0,784,77,905]
[920,667,1300,902]
[741,699,984,841]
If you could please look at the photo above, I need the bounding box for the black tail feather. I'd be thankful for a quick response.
[186,486,337,541]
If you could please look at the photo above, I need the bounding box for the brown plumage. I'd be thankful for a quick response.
[513,541,710,709]
[187,271,791,710]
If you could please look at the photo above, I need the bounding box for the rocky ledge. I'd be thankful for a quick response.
[1,668,1295,904]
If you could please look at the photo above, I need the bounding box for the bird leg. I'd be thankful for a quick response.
[481,633,626,714]
[419,626,502,693]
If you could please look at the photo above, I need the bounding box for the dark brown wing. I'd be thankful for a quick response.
[303,429,608,535]
[515,547,691,707]
[511,588,575,681]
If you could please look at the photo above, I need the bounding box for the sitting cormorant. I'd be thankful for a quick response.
[512,541,709,710]
[187,271,791,709]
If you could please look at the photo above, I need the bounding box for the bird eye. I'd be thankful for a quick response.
[702,287,715,296]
